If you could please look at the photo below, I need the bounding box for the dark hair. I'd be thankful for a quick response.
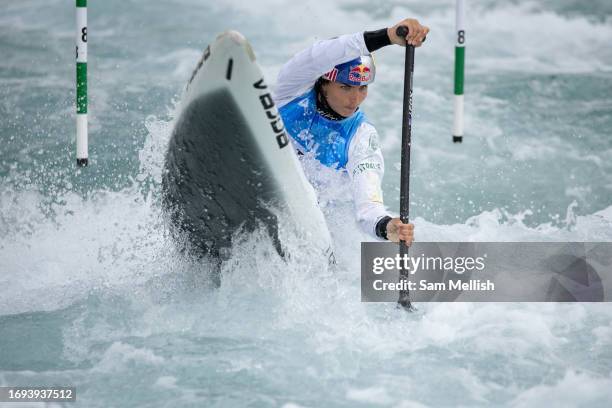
[312,77,347,120]
[314,77,330,95]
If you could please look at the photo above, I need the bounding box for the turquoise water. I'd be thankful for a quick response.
[1,0,612,406]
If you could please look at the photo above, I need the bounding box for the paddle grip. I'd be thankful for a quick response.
[395,25,426,43]
[396,26,409,38]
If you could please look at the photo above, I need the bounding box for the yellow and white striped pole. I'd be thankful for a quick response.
[76,0,88,166]
[453,0,465,143]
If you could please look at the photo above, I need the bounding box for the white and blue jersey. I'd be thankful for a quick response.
[274,32,391,238]
[279,88,367,169]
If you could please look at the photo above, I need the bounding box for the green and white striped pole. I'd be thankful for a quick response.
[76,0,88,166]
[453,0,465,143]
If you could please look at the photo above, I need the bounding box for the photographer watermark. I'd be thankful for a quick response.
[361,242,612,302]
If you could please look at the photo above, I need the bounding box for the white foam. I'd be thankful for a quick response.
[1,2,612,405]
[346,386,393,405]
[93,341,164,373]
[510,370,612,407]
[155,376,178,389]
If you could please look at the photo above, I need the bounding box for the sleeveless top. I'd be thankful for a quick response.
[279,89,367,169]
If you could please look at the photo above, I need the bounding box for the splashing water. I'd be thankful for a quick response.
[1,0,612,406]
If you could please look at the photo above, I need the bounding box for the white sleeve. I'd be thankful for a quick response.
[274,32,370,108]
[346,122,391,238]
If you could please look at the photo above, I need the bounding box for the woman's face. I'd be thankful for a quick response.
[322,81,368,117]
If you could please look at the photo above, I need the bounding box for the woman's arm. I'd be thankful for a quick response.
[274,18,429,107]
[346,124,414,244]
[274,32,369,108]
[346,123,389,237]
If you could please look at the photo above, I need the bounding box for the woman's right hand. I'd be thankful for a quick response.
[387,18,429,47]
[386,218,415,245]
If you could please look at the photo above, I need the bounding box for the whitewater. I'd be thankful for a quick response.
[1,0,611,406]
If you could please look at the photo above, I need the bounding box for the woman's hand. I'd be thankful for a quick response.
[387,18,429,47]
[386,218,415,244]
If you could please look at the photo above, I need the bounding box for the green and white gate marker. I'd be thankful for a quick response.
[453,0,465,143]
[76,0,88,166]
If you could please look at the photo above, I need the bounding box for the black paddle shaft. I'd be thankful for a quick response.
[396,25,415,309]
[397,25,414,226]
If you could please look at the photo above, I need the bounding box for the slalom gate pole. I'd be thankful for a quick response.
[396,25,415,311]
[453,0,465,143]
[76,0,88,166]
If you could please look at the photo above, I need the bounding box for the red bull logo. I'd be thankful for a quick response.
[348,64,372,83]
